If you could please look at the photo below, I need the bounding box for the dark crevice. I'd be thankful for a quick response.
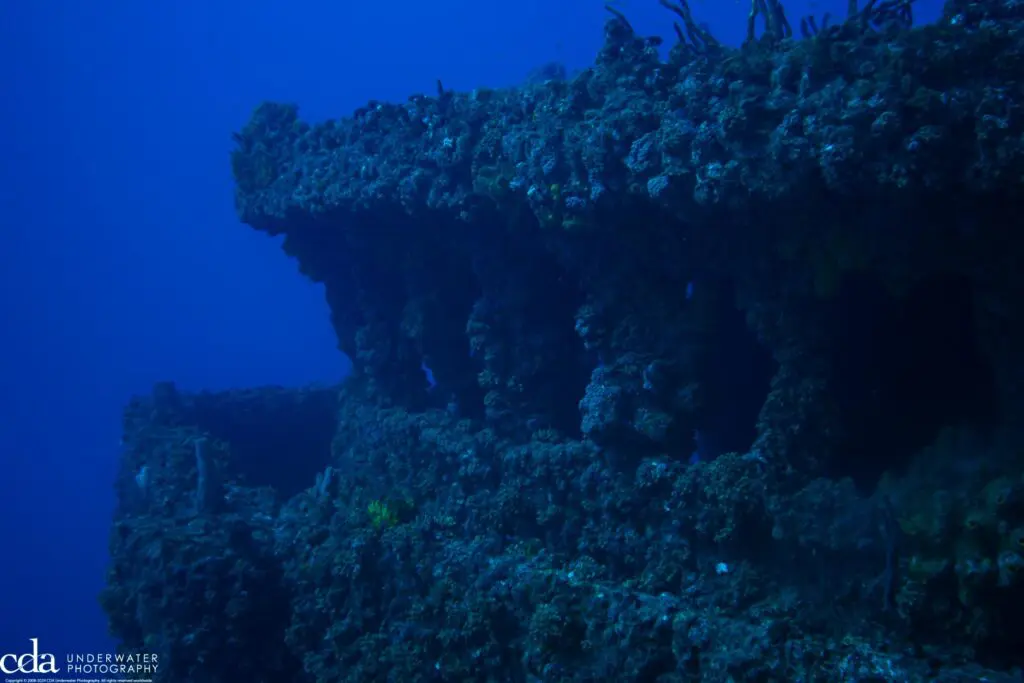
[827,271,997,491]
[697,279,778,458]
[290,210,486,413]
[467,213,591,438]
[514,259,589,438]
[187,388,338,500]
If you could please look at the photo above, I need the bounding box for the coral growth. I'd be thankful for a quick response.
[104,0,1024,680]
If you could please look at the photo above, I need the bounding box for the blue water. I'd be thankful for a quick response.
[0,0,945,659]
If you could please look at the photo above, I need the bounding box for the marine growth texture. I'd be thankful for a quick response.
[104,1,1024,681]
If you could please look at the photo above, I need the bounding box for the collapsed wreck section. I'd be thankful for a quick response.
[102,0,1024,680]
[104,384,337,681]
[116,382,338,513]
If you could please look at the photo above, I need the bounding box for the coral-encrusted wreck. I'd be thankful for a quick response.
[103,0,1024,680]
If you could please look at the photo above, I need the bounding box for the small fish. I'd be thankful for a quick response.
[420,360,437,391]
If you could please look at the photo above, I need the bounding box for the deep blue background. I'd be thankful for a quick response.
[0,0,941,659]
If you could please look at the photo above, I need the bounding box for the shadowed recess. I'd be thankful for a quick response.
[828,271,997,490]
[188,387,338,498]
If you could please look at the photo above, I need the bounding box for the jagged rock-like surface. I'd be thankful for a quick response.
[104,1,1024,681]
